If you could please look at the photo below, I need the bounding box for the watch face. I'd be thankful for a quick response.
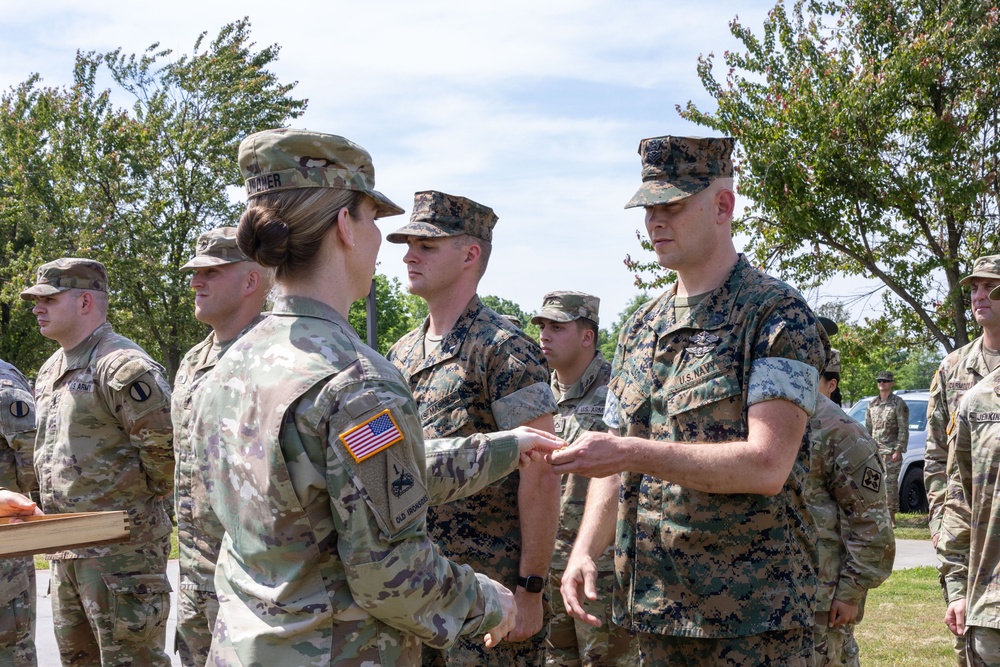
[522,575,545,593]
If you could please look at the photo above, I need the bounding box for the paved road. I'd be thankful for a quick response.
[29,541,938,664]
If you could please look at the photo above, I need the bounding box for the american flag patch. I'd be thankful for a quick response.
[339,409,405,463]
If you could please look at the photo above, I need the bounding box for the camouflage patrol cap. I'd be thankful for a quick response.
[386,191,498,244]
[624,135,735,209]
[962,254,1000,287]
[181,227,250,270]
[238,128,404,218]
[20,258,107,300]
[530,291,601,326]
[817,316,839,337]
[825,348,842,374]
[876,370,894,382]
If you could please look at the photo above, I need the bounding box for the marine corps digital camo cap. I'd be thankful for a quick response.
[530,291,601,326]
[181,227,250,270]
[238,128,404,218]
[961,254,1000,286]
[20,258,107,300]
[386,190,498,244]
[826,348,842,374]
[624,135,735,209]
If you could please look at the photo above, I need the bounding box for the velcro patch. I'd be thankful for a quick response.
[339,409,404,463]
[386,449,429,533]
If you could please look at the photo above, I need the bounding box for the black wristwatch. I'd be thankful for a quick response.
[517,575,546,593]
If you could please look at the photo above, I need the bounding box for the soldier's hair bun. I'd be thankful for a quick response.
[237,207,290,269]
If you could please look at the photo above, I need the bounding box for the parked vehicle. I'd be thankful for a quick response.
[845,389,929,513]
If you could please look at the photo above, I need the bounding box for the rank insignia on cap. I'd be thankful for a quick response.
[862,467,882,493]
[129,381,152,402]
[339,409,405,463]
[9,401,29,419]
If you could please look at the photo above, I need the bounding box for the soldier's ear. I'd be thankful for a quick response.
[245,269,260,292]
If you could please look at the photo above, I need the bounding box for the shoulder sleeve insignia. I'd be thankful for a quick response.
[862,466,882,493]
[129,380,152,402]
[9,400,29,419]
[339,409,404,463]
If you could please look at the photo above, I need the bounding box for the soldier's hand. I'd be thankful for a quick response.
[891,451,902,462]
[0,489,42,522]
[562,551,602,627]
[945,598,967,636]
[512,426,565,469]
[484,579,517,648]
[546,431,624,478]
[828,599,859,627]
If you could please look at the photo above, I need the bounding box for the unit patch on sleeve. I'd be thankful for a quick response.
[339,409,405,463]
[862,466,882,493]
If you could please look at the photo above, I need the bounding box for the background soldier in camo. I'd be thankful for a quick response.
[531,291,637,667]
[924,254,1000,665]
[387,190,559,667]
[0,359,38,666]
[808,340,895,667]
[188,129,563,665]
[864,370,909,525]
[552,136,826,667]
[172,227,271,667]
[21,258,174,667]
[938,308,1000,665]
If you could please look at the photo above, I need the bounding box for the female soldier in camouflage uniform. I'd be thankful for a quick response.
[190,129,559,666]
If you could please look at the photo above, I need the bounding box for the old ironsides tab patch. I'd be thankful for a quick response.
[339,409,405,463]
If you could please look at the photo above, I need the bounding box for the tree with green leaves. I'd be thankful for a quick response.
[0,18,306,377]
[670,0,1000,353]
[347,273,426,355]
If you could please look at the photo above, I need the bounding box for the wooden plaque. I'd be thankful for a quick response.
[0,511,131,558]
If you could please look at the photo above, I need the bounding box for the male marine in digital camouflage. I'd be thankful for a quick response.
[551,136,827,666]
[22,258,174,667]
[864,371,909,525]
[925,255,1000,665]
[938,325,1000,665]
[808,345,895,666]
[387,191,559,667]
[173,227,271,667]
[532,291,637,667]
[0,359,38,666]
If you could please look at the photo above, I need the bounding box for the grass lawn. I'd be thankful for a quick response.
[856,566,956,665]
[895,511,932,540]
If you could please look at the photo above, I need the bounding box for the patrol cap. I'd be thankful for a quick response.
[20,258,107,300]
[825,348,842,374]
[625,135,735,209]
[817,316,839,337]
[181,227,250,270]
[876,370,894,382]
[386,191,498,244]
[238,128,404,218]
[530,291,601,326]
[501,314,523,329]
[961,254,1000,286]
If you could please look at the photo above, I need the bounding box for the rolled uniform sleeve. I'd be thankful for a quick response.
[324,379,504,646]
[746,305,822,415]
[487,339,558,429]
[102,356,174,497]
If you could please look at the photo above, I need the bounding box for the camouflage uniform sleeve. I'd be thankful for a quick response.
[0,386,36,495]
[423,432,519,506]
[895,397,909,453]
[102,356,175,497]
[487,337,557,430]
[327,379,504,646]
[865,404,873,437]
[746,299,822,415]
[939,408,973,602]
[830,431,895,605]
[925,364,950,536]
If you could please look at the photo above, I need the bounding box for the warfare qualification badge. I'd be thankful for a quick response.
[687,331,720,358]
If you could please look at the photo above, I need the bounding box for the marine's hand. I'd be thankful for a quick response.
[561,551,602,627]
[483,579,516,648]
[945,598,966,636]
[828,599,858,627]
[512,426,565,469]
[0,489,42,522]
[506,587,543,642]
[546,431,624,478]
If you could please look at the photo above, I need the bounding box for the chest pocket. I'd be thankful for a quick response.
[665,368,744,440]
[420,392,471,438]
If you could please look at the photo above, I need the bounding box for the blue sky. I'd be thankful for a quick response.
[4,1,878,325]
